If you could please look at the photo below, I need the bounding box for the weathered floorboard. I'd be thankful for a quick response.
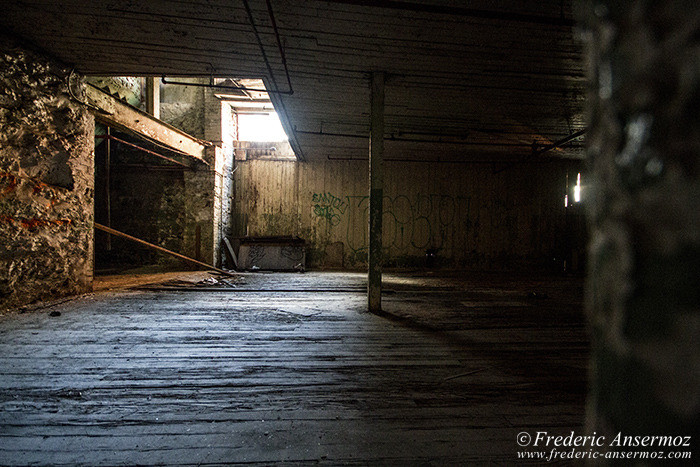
[0,271,587,465]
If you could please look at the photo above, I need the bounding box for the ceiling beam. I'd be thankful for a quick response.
[85,84,208,161]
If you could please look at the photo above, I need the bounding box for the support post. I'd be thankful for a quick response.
[145,77,160,119]
[368,72,385,313]
[105,126,111,251]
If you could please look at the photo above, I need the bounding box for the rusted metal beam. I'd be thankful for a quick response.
[86,84,207,161]
[94,223,236,278]
[95,135,192,169]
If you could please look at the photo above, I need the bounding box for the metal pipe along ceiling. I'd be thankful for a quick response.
[321,0,575,26]
[241,0,294,95]
[162,0,294,95]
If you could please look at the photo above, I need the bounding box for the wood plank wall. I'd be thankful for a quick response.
[233,159,581,270]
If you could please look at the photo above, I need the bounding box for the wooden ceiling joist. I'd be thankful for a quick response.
[1,0,586,162]
[85,84,208,162]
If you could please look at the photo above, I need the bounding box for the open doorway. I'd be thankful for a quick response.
[89,76,299,280]
[93,126,194,275]
[214,78,296,161]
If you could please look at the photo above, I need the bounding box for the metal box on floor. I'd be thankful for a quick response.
[237,236,306,271]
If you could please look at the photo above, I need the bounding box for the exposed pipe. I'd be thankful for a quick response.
[95,135,193,169]
[321,0,575,26]
[493,128,586,174]
[532,128,587,157]
[325,155,560,164]
[160,76,293,95]
[241,0,294,95]
[95,223,236,278]
[296,129,548,147]
[214,95,272,103]
[67,69,112,115]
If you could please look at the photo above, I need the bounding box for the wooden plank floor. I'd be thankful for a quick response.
[0,271,588,465]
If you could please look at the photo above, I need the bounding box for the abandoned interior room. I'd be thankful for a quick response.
[0,0,697,464]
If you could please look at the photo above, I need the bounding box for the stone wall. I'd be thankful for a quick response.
[233,158,584,270]
[86,76,144,108]
[0,36,94,311]
[582,0,699,442]
[160,79,205,139]
[182,148,219,265]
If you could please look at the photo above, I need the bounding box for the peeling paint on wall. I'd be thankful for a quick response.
[86,76,143,109]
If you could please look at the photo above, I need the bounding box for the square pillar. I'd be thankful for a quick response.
[145,77,160,119]
[368,72,385,313]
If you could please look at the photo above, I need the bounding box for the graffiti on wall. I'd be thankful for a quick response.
[281,245,304,261]
[312,192,348,226]
[311,192,525,258]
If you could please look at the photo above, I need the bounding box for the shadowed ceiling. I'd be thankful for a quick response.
[1,0,587,162]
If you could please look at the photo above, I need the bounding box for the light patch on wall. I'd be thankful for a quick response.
[238,113,288,142]
[564,172,582,207]
[573,173,582,203]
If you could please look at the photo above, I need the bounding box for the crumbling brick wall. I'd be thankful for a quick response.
[0,36,94,311]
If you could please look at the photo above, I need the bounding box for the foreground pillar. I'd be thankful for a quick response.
[368,72,385,313]
[583,0,699,442]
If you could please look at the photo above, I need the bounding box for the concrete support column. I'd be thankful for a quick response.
[583,1,699,443]
[368,72,385,313]
[145,77,160,119]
